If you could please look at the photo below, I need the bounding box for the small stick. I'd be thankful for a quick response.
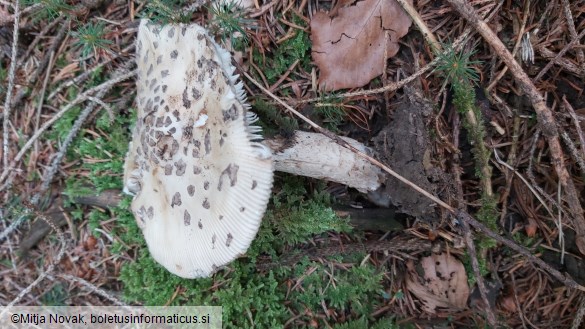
[457,210,584,292]
[2,0,20,171]
[394,0,440,52]
[460,212,497,326]
[563,96,585,159]
[536,46,582,76]
[486,0,530,91]
[10,19,70,112]
[560,0,585,67]
[572,294,585,329]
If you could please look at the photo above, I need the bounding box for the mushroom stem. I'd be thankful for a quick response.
[264,130,384,193]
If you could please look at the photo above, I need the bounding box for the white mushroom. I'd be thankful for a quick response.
[123,20,273,279]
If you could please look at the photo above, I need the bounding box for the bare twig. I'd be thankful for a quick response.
[510,273,528,329]
[525,129,569,251]
[2,0,20,172]
[563,96,585,160]
[0,209,17,270]
[560,131,585,177]
[536,46,582,77]
[572,294,585,329]
[493,150,555,221]
[10,19,70,112]
[394,0,440,52]
[0,3,41,26]
[33,51,55,164]
[487,0,530,91]
[22,16,64,61]
[560,0,584,67]
[55,274,127,306]
[456,210,584,291]
[48,44,136,100]
[460,213,497,326]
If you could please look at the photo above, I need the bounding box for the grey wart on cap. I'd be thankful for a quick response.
[123,20,274,279]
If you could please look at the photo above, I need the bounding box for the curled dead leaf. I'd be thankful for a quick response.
[52,62,79,84]
[405,253,470,314]
[525,216,538,237]
[310,0,412,91]
[499,294,517,313]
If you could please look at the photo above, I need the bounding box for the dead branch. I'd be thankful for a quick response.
[2,0,20,173]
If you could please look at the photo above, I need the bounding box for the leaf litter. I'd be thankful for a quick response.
[310,0,412,91]
[406,253,470,314]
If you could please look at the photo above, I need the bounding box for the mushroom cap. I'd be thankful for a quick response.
[123,20,273,278]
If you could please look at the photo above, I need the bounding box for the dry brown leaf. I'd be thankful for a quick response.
[310,0,412,91]
[525,216,538,237]
[499,294,517,313]
[405,253,470,314]
[52,62,79,84]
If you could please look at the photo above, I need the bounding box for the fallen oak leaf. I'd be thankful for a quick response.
[310,0,412,91]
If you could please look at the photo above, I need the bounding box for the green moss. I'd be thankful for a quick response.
[62,107,133,231]
[462,251,490,288]
[252,97,298,138]
[119,175,386,327]
[254,16,311,84]
[477,193,499,238]
[292,263,383,314]
[48,105,82,145]
[40,283,68,306]
[333,316,400,329]
[0,64,6,98]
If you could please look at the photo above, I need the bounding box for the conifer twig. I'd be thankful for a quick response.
[2,0,20,172]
